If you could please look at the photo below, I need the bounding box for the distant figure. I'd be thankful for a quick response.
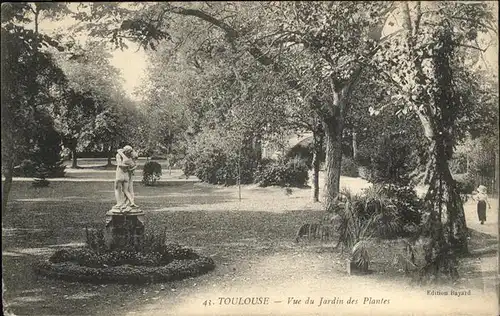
[472,185,491,225]
[114,145,139,209]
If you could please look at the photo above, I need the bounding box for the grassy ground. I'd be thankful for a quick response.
[2,163,498,316]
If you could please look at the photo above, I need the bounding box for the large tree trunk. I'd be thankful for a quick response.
[318,83,351,211]
[405,24,471,282]
[352,131,358,161]
[418,114,468,281]
[253,134,262,163]
[323,116,344,211]
[2,160,14,212]
[311,129,323,203]
[495,151,499,196]
[107,146,114,167]
[71,148,78,169]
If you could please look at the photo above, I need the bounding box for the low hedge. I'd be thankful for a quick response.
[142,161,162,186]
[35,256,215,284]
[34,243,215,284]
[254,157,309,188]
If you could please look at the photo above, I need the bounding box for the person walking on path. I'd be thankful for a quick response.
[472,185,491,225]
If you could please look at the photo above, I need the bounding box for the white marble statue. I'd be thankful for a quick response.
[113,145,139,210]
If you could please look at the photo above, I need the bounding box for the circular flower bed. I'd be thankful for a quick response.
[35,243,215,284]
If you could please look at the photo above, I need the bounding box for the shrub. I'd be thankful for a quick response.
[31,115,66,178]
[142,161,162,185]
[371,184,423,228]
[334,189,393,272]
[13,158,65,178]
[182,157,196,178]
[340,157,359,177]
[449,153,467,174]
[360,133,419,186]
[453,173,475,195]
[32,164,51,187]
[255,157,309,188]
[13,159,37,177]
[35,256,215,284]
[36,227,215,284]
[285,139,325,169]
[286,142,313,168]
[189,148,257,185]
[335,185,423,243]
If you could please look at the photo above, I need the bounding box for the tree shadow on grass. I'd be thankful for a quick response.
[2,207,326,316]
[466,229,498,257]
[3,178,329,316]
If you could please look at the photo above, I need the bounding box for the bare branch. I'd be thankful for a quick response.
[457,43,490,52]
[413,1,422,37]
[168,5,275,66]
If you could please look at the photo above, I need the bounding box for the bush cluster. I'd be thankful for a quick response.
[340,157,359,177]
[373,184,423,228]
[49,243,199,268]
[334,185,423,241]
[191,149,256,185]
[13,159,65,178]
[142,161,162,185]
[35,229,216,284]
[356,133,419,186]
[254,157,309,188]
[453,173,476,195]
[36,256,215,284]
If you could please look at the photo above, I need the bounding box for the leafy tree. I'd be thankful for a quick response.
[1,2,69,209]
[345,74,426,186]
[72,1,398,210]
[52,40,140,167]
[371,1,497,278]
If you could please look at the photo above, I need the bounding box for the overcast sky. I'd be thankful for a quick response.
[38,2,498,102]
[39,8,148,101]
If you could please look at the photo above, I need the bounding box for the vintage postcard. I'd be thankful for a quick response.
[2,2,498,315]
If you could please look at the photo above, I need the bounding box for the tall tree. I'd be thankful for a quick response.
[73,2,398,209]
[1,2,68,210]
[371,1,496,278]
[52,40,137,167]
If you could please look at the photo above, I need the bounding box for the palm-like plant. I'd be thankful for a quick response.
[336,187,404,273]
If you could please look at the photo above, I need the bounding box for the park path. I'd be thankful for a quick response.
[4,168,498,316]
[464,197,498,297]
[122,250,497,316]
[121,199,499,316]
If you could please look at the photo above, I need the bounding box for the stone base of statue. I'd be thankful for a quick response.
[104,206,145,250]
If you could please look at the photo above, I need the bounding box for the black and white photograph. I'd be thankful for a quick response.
[1,2,499,315]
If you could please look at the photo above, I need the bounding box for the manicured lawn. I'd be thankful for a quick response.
[2,167,497,316]
[2,178,326,315]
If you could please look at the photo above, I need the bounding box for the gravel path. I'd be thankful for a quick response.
[123,194,499,316]
[123,251,497,316]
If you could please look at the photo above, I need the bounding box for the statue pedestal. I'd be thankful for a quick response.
[105,207,145,250]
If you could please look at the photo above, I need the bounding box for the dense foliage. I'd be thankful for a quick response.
[340,157,359,178]
[255,157,309,188]
[142,161,162,186]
